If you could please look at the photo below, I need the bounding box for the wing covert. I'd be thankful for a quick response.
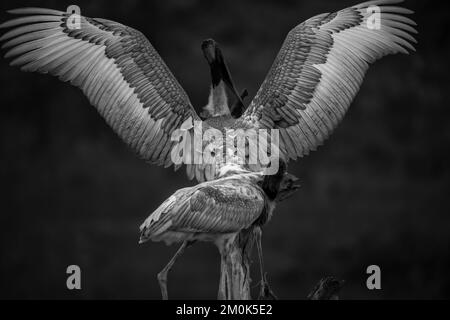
[140,177,265,240]
[179,182,265,233]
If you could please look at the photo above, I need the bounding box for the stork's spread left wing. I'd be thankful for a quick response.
[0,8,200,169]
[234,0,417,160]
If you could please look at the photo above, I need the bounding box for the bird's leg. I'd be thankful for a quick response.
[157,240,194,300]
[254,227,277,300]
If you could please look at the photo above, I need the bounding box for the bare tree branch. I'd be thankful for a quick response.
[307,276,345,300]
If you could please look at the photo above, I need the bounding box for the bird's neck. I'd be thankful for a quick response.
[218,164,253,179]
[203,81,230,117]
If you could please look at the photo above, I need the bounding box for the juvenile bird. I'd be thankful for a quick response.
[139,160,299,299]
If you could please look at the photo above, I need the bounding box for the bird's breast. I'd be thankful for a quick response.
[204,115,236,130]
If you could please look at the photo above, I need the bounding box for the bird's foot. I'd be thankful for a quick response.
[157,271,169,300]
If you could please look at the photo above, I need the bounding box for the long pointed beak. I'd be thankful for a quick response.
[201,39,245,113]
[202,39,221,87]
[215,48,246,111]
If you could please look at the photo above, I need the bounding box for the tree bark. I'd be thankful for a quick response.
[217,228,255,300]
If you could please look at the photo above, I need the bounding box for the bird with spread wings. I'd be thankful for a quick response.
[0,0,417,182]
[1,0,417,299]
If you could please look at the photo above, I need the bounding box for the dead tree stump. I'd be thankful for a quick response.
[216,229,344,300]
[217,228,255,300]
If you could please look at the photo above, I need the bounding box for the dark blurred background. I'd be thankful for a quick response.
[0,0,449,299]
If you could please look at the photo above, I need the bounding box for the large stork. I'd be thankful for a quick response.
[139,160,300,299]
[0,0,417,182]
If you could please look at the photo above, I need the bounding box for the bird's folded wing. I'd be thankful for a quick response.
[0,8,205,175]
[233,0,417,160]
[140,179,265,239]
[180,183,265,233]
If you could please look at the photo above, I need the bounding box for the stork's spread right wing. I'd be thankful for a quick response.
[0,8,205,177]
[234,0,417,160]
[139,176,265,242]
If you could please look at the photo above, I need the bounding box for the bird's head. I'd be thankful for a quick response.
[261,158,300,201]
[277,171,301,202]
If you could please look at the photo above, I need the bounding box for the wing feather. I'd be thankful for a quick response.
[0,8,212,180]
[234,0,417,159]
